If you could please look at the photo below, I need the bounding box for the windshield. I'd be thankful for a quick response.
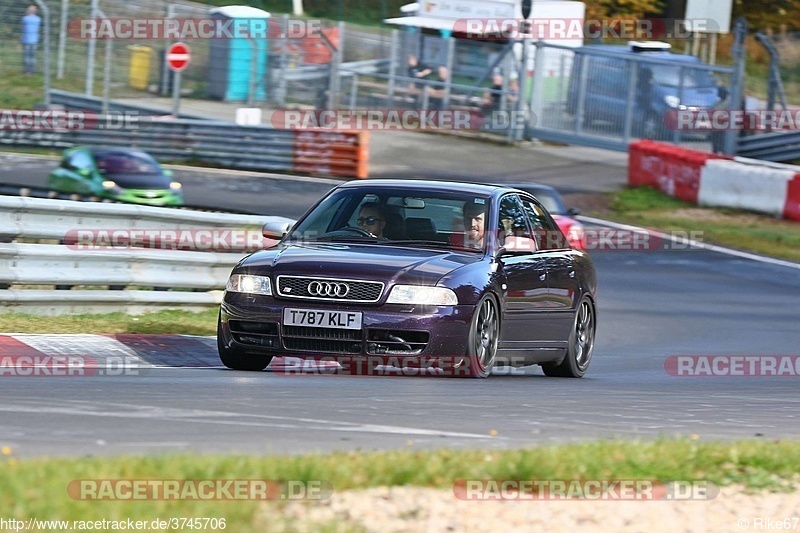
[287,187,491,251]
[651,66,716,88]
[94,152,162,176]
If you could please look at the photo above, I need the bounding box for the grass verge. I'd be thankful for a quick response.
[592,187,800,263]
[0,309,218,335]
[0,439,797,531]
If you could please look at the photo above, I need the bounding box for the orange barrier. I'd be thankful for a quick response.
[628,141,730,203]
[293,130,369,179]
[785,173,800,222]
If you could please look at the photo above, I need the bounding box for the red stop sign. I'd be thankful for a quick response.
[166,42,190,72]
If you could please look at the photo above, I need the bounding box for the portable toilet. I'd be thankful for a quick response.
[207,6,271,101]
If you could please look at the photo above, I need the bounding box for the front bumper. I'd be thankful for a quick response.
[106,188,183,206]
[219,291,475,364]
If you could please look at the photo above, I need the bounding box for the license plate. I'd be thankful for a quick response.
[283,308,362,330]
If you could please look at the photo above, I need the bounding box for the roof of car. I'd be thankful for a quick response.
[579,45,702,63]
[338,179,506,195]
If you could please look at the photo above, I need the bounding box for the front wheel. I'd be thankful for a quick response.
[217,314,273,371]
[464,295,499,378]
[542,296,595,378]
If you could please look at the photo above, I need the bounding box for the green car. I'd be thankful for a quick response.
[48,146,183,206]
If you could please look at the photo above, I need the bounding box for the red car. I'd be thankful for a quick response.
[503,183,585,250]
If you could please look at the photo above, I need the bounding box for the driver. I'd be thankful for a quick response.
[356,203,388,238]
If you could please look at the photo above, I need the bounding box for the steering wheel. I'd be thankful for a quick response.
[336,225,374,237]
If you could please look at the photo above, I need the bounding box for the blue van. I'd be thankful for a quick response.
[567,42,723,139]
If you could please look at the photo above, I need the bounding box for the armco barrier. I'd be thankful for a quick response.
[0,197,295,315]
[0,117,369,180]
[629,141,800,222]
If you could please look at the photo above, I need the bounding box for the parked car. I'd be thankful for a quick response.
[218,180,597,378]
[48,146,183,206]
[567,41,724,140]
[501,183,585,250]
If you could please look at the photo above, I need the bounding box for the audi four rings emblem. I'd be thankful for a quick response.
[307,281,350,298]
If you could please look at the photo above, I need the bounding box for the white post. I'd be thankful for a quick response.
[56,0,68,79]
[292,0,303,16]
[85,0,98,96]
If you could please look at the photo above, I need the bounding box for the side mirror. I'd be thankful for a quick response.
[262,221,293,240]
[567,207,581,216]
[78,168,92,177]
[162,168,174,177]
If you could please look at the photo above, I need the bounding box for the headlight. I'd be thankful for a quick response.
[169,181,182,190]
[101,180,124,194]
[664,95,680,108]
[226,274,272,295]
[386,285,458,305]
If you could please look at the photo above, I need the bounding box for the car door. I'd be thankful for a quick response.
[495,194,551,355]
[520,195,578,342]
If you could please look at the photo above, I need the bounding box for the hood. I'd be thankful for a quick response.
[240,242,481,287]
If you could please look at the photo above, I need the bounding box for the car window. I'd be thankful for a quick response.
[288,187,491,251]
[68,151,93,171]
[520,196,567,250]
[94,152,160,175]
[497,194,533,247]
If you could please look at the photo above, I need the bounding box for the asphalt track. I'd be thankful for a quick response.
[1,148,799,457]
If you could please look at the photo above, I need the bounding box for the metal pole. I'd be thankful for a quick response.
[160,3,175,96]
[85,0,98,96]
[442,35,454,109]
[723,18,748,156]
[276,13,289,106]
[102,31,112,115]
[349,73,358,110]
[622,61,638,143]
[673,65,685,144]
[56,0,68,79]
[527,41,544,141]
[387,29,398,105]
[172,71,181,117]
[709,32,718,65]
[34,0,51,106]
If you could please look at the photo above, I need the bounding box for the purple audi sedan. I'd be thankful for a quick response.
[218,180,597,378]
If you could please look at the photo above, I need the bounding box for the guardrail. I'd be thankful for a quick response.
[736,129,800,162]
[0,196,295,315]
[2,92,371,180]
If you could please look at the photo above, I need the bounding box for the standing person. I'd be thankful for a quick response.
[21,5,42,75]
[406,54,431,90]
[426,66,450,110]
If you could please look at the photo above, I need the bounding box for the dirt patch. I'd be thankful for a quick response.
[263,485,800,533]
[562,192,613,214]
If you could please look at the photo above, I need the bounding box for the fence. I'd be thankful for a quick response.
[0,195,295,314]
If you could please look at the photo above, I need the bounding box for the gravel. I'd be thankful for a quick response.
[263,485,800,533]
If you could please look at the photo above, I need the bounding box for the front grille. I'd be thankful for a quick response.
[276,276,384,303]
[282,325,362,354]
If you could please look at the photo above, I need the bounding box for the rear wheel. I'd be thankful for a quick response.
[217,314,273,371]
[542,296,595,378]
[464,295,499,378]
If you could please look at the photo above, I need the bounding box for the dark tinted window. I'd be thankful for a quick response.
[520,196,567,250]
[497,194,533,246]
[94,152,161,175]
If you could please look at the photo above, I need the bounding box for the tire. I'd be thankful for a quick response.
[464,295,499,378]
[542,296,595,378]
[217,314,273,371]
